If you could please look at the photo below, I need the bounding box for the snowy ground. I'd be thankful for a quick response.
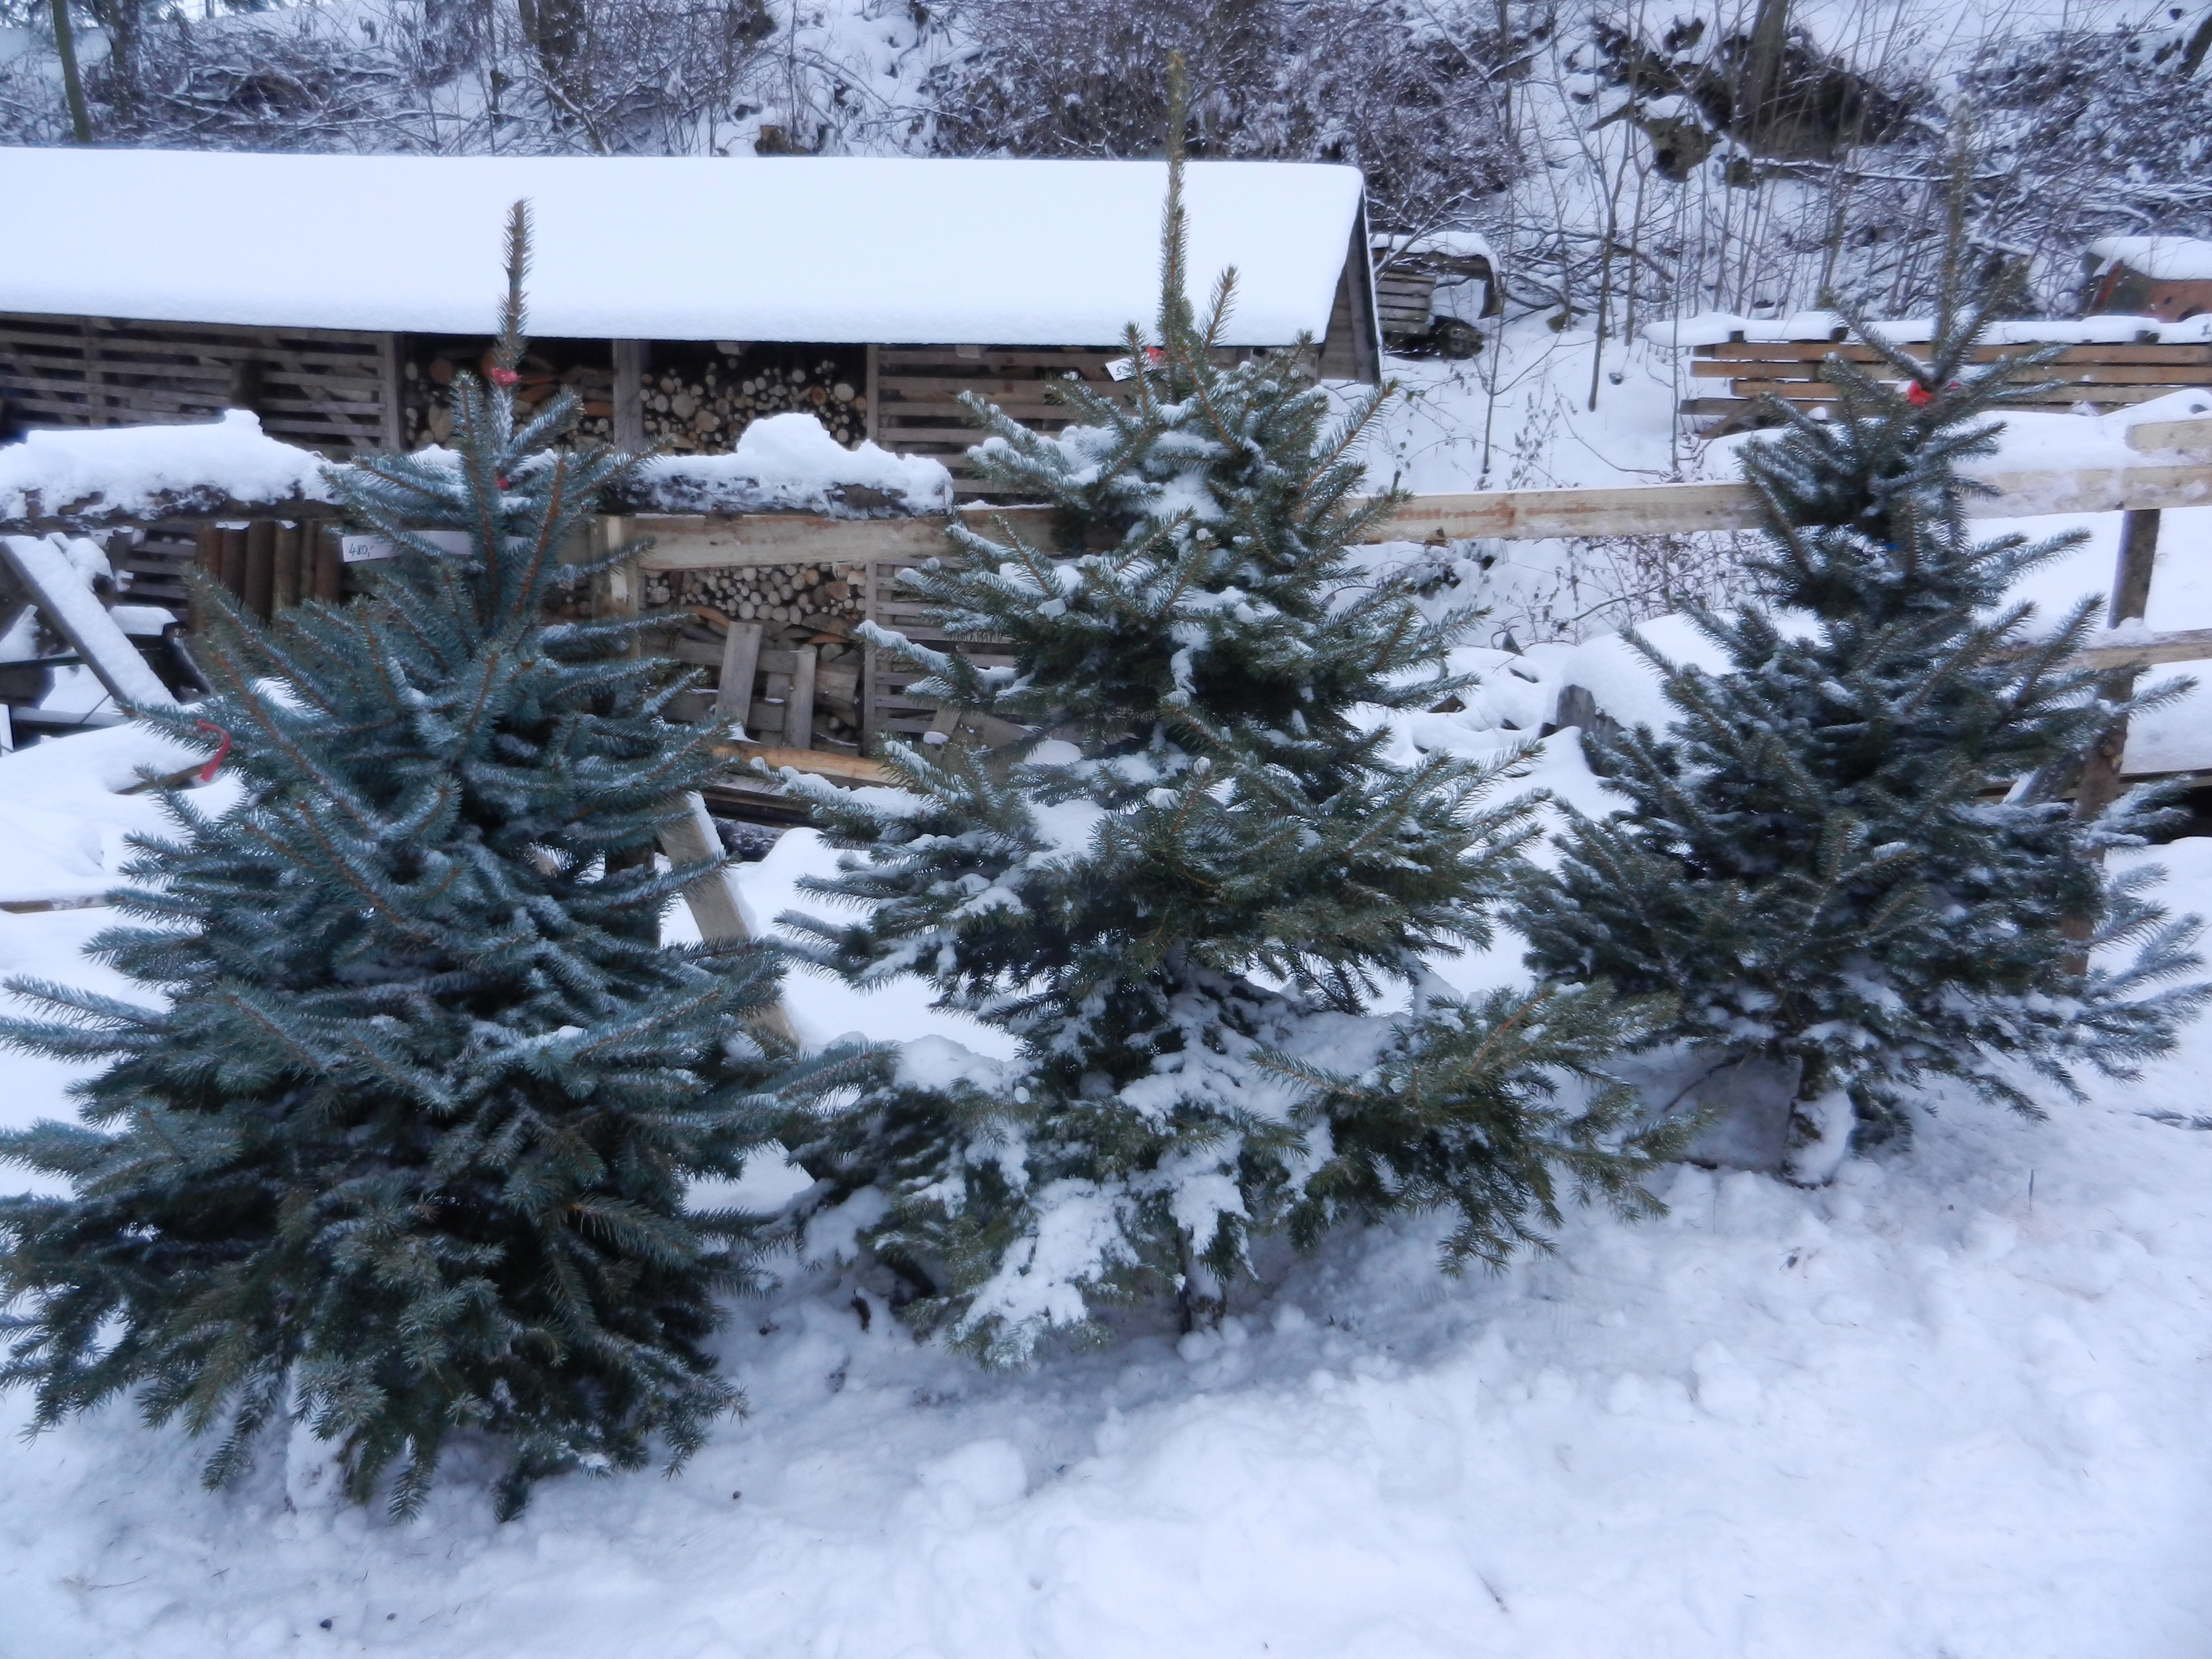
[3,742,2212,1656]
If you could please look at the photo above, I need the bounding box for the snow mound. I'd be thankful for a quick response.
[613,414,953,517]
[0,410,956,526]
[0,410,333,523]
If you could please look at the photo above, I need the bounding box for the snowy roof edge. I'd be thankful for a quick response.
[0,150,1370,347]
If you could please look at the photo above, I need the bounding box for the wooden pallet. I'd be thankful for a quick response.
[869,346,1135,499]
[1681,333,2212,432]
[0,312,397,455]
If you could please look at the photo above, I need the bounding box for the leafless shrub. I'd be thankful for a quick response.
[924,0,1522,237]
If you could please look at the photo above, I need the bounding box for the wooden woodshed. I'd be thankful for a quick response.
[2087,237,2212,325]
[0,149,1382,497]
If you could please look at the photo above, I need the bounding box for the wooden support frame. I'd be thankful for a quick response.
[612,339,649,453]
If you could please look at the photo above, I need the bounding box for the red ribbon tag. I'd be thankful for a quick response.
[1906,380,1935,408]
[488,367,520,388]
[194,719,232,782]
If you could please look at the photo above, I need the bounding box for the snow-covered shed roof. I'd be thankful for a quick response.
[0,148,1369,348]
[2089,237,2212,283]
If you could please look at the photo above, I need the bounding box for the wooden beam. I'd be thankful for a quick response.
[378,332,405,451]
[2127,415,2212,455]
[613,340,648,453]
[2071,625,2212,671]
[0,534,176,712]
[713,740,893,785]
[656,790,796,1046]
[623,460,2212,570]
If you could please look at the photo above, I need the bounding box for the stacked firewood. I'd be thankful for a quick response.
[403,351,617,446]
[401,341,869,455]
[641,560,864,625]
[639,352,867,453]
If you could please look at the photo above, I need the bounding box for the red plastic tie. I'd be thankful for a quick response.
[488,367,520,388]
[194,719,232,783]
[1906,380,1935,408]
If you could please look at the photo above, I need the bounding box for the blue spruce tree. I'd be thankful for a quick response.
[777,66,1671,1365]
[0,207,804,1518]
[1513,258,2205,1173]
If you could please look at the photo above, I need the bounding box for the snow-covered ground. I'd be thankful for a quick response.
[3,717,2212,1657]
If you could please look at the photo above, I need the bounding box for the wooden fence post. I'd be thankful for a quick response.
[270,522,302,613]
[217,526,249,599]
[242,519,277,620]
[714,621,764,729]
[787,645,817,752]
[2074,508,2162,825]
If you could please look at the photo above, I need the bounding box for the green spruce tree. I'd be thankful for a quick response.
[778,65,1670,1365]
[1513,245,2205,1171]
[0,206,805,1519]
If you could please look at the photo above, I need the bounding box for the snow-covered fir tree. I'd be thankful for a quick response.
[778,67,1671,1365]
[0,208,810,1519]
[1512,255,2206,1173]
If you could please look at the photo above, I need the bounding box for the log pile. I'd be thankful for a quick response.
[638,351,868,453]
[404,348,618,447]
[641,560,865,625]
[400,340,870,455]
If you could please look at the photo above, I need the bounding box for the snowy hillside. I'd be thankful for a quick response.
[3,808,2211,1656]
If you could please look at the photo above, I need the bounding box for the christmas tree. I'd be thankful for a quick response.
[778,64,1670,1364]
[0,206,802,1519]
[1514,234,2205,1172]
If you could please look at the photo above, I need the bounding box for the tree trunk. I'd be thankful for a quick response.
[1735,0,1791,143]
[49,0,92,144]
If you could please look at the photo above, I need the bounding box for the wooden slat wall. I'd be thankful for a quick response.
[873,346,1132,498]
[862,555,1015,742]
[0,312,391,455]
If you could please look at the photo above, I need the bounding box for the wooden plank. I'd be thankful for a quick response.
[864,342,880,444]
[787,645,817,753]
[190,524,221,633]
[626,460,2212,575]
[625,512,977,571]
[243,519,276,618]
[0,535,177,711]
[2074,625,2212,670]
[271,521,302,612]
[218,526,248,596]
[1713,378,2195,405]
[657,791,797,1044]
[311,524,344,603]
[713,739,893,784]
[879,348,1123,370]
[713,621,763,722]
[2128,416,2212,454]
